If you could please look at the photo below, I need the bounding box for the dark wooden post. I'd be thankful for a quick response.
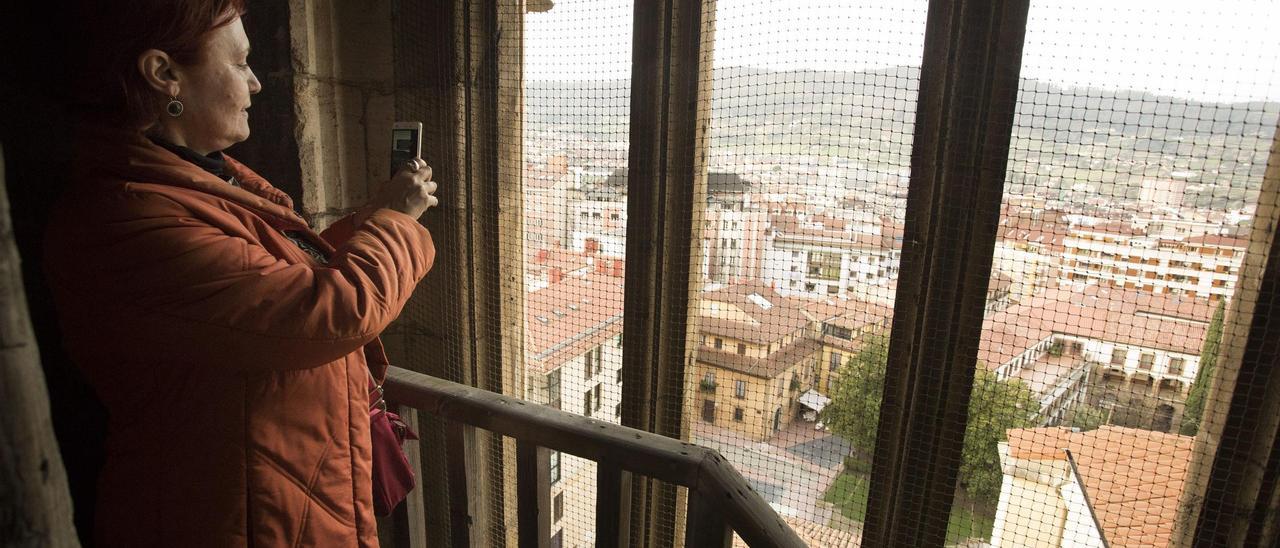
[596,464,632,548]
[863,0,1031,546]
[622,0,717,544]
[684,489,731,548]
[516,442,551,548]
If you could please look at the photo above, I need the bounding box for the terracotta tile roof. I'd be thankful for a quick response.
[527,248,595,276]
[978,286,1210,366]
[695,338,822,380]
[697,283,813,345]
[1184,234,1248,248]
[525,272,625,372]
[1006,426,1194,548]
[998,217,1070,252]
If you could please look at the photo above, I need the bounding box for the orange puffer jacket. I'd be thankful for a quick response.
[43,126,435,547]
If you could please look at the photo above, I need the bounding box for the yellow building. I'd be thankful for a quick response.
[690,285,891,441]
[803,297,892,395]
[692,285,820,441]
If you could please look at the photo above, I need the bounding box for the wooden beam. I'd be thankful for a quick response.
[0,143,80,546]
[1175,119,1280,547]
[383,366,808,548]
[862,0,1030,546]
[621,0,717,544]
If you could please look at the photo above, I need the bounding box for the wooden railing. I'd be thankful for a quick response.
[383,366,807,548]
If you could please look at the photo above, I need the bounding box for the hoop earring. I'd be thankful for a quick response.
[166,96,184,118]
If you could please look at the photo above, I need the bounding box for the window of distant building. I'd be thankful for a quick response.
[735,380,746,399]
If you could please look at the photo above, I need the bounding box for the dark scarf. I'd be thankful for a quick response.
[146,136,241,187]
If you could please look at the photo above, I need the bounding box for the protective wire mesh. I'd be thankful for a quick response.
[521,2,633,547]
[699,2,925,547]
[955,1,1280,546]
[510,1,1280,547]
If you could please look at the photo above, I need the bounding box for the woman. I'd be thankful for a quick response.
[44,1,437,545]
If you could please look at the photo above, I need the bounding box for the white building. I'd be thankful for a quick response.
[569,195,628,256]
[524,160,575,263]
[763,213,900,298]
[980,287,1211,429]
[1060,222,1245,302]
[991,426,1193,547]
[524,272,626,548]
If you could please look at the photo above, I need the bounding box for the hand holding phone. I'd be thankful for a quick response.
[358,122,438,223]
[390,122,423,176]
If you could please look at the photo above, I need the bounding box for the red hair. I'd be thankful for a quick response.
[74,0,247,127]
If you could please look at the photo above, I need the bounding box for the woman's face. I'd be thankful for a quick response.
[159,17,262,154]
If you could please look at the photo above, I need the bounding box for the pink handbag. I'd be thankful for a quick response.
[368,373,419,516]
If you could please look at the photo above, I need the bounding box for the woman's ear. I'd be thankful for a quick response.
[137,49,180,96]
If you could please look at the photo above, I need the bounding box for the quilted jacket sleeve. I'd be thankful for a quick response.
[47,188,434,372]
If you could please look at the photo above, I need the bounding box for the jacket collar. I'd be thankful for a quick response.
[74,124,309,230]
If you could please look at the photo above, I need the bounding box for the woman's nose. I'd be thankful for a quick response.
[248,69,263,95]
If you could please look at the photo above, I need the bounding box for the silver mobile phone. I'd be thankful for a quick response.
[390,121,424,175]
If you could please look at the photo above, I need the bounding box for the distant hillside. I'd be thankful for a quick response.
[526,66,1279,208]
[528,65,1278,137]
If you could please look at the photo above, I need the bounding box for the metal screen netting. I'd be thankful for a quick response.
[522,2,633,547]
[701,2,925,546]
[511,1,1279,547]
[954,1,1279,546]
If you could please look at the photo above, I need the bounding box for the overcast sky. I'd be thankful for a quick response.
[525,0,1280,102]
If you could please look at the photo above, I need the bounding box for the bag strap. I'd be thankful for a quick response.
[367,366,388,413]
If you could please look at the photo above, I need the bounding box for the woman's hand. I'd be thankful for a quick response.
[358,158,439,224]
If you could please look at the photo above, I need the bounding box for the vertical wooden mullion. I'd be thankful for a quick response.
[1176,120,1280,547]
[390,0,525,546]
[621,0,717,545]
[863,0,1031,546]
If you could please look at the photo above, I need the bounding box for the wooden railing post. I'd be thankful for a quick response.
[684,488,731,548]
[383,367,807,548]
[516,441,551,548]
[596,464,632,548]
[445,422,479,548]
[384,407,427,548]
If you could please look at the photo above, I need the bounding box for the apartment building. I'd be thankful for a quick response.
[1060,221,1245,302]
[802,297,892,396]
[524,157,576,264]
[764,212,900,298]
[691,284,821,442]
[980,287,1210,429]
[523,272,625,548]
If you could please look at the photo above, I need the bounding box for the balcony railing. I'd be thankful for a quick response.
[383,366,806,548]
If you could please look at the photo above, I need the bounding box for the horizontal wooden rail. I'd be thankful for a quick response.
[383,366,805,548]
